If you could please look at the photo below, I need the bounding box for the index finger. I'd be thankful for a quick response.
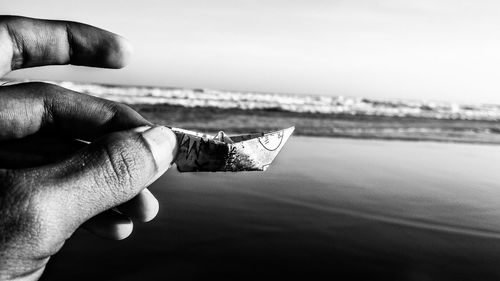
[0,16,132,76]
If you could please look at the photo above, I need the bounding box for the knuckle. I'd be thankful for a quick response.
[21,82,62,98]
[0,169,59,255]
[26,81,59,92]
[0,170,37,219]
[0,169,47,225]
[104,101,149,127]
[98,134,148,199]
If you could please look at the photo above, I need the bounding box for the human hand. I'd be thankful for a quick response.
[0,16,177,280]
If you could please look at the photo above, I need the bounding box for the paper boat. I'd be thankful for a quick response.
[171,127,295,172]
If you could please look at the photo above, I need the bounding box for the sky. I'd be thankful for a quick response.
[3,0,500,104]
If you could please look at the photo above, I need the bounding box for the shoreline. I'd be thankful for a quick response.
[129,103,500,146]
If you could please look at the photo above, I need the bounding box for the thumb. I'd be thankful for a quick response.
[38,125,177,226]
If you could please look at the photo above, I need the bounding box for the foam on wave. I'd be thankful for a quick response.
[9,80,500,121]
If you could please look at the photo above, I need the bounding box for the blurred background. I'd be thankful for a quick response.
[5,0,500,104]
[4,1,500,280]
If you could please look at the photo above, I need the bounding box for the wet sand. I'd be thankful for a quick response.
[42,137,500,280]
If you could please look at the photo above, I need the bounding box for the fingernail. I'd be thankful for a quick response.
[132,126,152,133]
[141,126,178,173]
[111,36,134,69]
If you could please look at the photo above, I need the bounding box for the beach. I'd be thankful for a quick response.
[41,136,500,280]
[11,80,500,144]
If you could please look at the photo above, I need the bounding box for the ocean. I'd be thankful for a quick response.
[7,80,498,280]
[28,80,500,145]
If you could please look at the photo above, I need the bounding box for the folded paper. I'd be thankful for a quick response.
[171,127,294,172]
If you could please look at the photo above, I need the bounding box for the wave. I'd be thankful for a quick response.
[5,80,500,121]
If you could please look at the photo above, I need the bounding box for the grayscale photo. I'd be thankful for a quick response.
[1,1,500,280]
